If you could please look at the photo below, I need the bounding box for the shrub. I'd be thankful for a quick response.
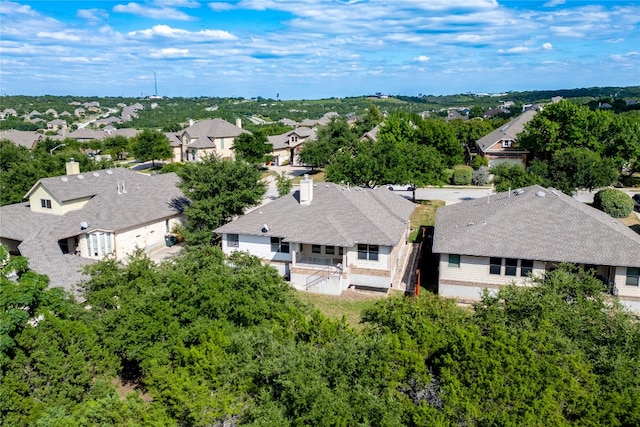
[592,188,634,218]
[452,165,473,185]
[470,155,489,169]
[443,168,454,183]
[472,167,490,186]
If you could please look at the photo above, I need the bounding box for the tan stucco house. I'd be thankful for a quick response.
[215,176,415,295]
[268,127,317,166]
[179,118,248,161]
[432,185,640,313]
[0,161,185,294]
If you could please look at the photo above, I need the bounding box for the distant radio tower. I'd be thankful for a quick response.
[154,72,158,97]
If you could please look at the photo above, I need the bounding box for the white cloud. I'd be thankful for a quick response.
[77,8,109,23]
[542,42,553,50]
[415,55,430,62]
[498,46,531,54]
[128,25,237,40]
[610,51,639,60]
[113,2,196,21]
[154,0,201,8]
[36,31,82,42]
[208,2,234,11]
[0,1,39,16]
[149,48,191,58]
[543,0,565,7]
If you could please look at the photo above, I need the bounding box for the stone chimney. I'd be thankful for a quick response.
[236,117,242,129]
[66,158,80,175]
[299,174,313,205]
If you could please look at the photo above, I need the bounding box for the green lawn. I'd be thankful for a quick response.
[291,169,326,184]
[295,290,386,329]
[409,200,445,242]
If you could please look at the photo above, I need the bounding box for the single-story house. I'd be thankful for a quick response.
[0,160,185,295]
[268,127,317,166]
[179,118,248,161]
[476,109,536,167]
[215,176,416,295]
[0,130,44,149]
[432,185,640,313]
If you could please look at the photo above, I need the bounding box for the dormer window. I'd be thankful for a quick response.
[40,199,52,209]
[502,140,512,148]
[290,135,298,144]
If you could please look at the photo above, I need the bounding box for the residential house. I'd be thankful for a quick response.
[0,130,43,149]
[47,119,68,131]
[45,109,59,117]
[179,118,248,161]
[268,127,317,166]
[432,185,640,313]
[475,109,536,167]
[215,176,415,295]
[0,161,185,294]
[65,128,105,143]
[165,132,183,163]
[359,125,379,142]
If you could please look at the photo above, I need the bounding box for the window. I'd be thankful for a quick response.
[325,246,335,255]
[505,258,518,276]
[312,245,321,254]
[227,234,239,248]
[40,198,52,209]
[626,267,640,286]
[358,244,379,261]
[448,254,461,268]
[502,140,512,148]
[220,139,224,149]
[271,237,289,253]
[338,247,344,256]
[520,259,533,277]
[490,257,502,275]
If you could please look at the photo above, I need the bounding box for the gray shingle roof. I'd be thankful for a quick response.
[1,168,184,293]
[432,185,640,267]
[268,128,317,150]
[182,119,249,148]
[476,109,536,153]
[0,130,43,149]
[215,182,415,247]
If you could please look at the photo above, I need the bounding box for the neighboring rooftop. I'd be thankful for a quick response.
[476,109,537,152]
[433,185,640,267]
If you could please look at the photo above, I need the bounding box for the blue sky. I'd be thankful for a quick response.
[1,0,638,99]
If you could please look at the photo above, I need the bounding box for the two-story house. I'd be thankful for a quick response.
[0,160,185,294]
[215,176,415,295]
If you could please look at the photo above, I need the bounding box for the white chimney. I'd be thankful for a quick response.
[66,158,80,175]
[236,117,242,129]
[189,119,194,126]
[299,174,313,205]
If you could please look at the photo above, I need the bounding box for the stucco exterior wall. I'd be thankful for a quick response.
[29,185,90,215]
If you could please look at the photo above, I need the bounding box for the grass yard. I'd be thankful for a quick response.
[618,211,640,235]
[295,290,389,329]
[409,200,445,242]
[291,169,326,184]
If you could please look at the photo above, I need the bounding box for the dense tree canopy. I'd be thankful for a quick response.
[233,131,273,165]
[176,156,265,243]
[3,248,639,426]
[131,129,172,167]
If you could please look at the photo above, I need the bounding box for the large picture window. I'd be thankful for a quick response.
[626,267,640,286]
[358,244,379,261]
